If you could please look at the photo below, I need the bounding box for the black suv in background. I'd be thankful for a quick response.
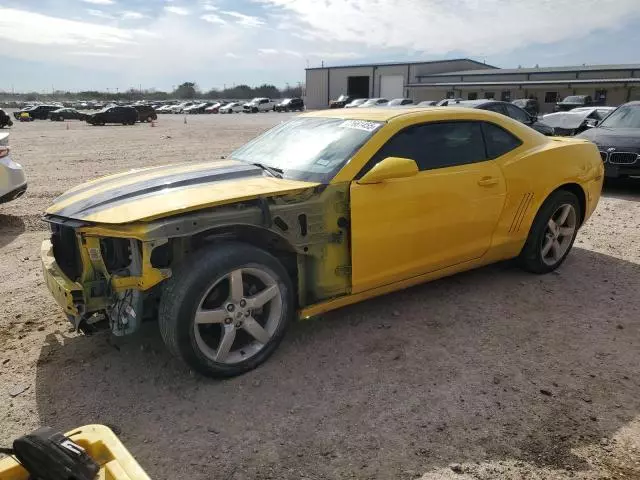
[13,105,61,120]
[329,95,354,108]
[86,106,138,126]
[555,95,594,112]
[275,98,304,112]
[132,105,157,122]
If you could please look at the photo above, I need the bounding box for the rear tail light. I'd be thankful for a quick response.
[0,146,9,158]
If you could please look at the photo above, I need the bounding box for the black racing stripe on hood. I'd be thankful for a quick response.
[54,164,183,203]
[55,163,262,218]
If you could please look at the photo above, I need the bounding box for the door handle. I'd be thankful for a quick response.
[477,176,499,187]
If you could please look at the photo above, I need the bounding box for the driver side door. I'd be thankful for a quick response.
[349,121,508,293]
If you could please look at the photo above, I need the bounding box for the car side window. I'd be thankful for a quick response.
[482,122,522,159]
[504,104,530,123]
[366,121,487,173]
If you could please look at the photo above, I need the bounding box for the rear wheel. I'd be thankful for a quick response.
[159,243,294,377]
[518,190,581,274]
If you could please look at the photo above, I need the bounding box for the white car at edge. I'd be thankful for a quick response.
[0,132,27,204]
[243,98,276,113]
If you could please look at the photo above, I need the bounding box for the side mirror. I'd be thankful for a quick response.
[358,157,418,185]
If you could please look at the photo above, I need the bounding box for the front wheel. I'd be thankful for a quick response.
[518,190,581,274]
[159,243,294,377]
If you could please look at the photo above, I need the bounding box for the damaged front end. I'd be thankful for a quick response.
[41,182,353,336]
[43,217,170,335]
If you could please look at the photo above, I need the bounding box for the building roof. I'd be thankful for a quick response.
[421,64,640,77]
[306,58,496,71]
[407,78,640,88]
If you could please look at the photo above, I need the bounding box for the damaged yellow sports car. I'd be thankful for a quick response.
[42,107,603,377]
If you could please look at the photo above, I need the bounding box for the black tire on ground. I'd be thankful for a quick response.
[159,242,295,377]
[518,189,581,274]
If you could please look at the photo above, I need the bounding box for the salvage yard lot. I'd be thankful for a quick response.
[1,112,639,479]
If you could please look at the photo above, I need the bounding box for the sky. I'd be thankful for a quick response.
[1,0,640,93]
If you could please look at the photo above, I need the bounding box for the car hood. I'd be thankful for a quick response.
[45,160,319,224]
[577,127,640,151]
[541,110,594,130]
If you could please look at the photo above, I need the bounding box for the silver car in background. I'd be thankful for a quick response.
[0,132,27,204]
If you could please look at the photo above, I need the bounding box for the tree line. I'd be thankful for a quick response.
[0,82,304,102]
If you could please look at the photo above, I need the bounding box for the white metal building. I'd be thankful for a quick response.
[305,58,494,109]
[306,60,640,112]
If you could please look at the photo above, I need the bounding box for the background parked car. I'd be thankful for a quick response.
[86,106,138,126]
[132,105,157,122]
[387,98,414,106]
[48,108,87,122]
[344,99,368,108]
[13,105,60,120]
[577,101,640,179]
[184,102,212,114]
[541,107,615,136]
[218,102,243,114]
[555,95,594,112]
[0,109,12,128]
[169,102,194,114]
[0,132,27,204]
[444,99,555,135]
[329,94,355,108]
[512,98,539,116]
[156,105,174,114]
[359,98,388,107]
[275,98,304,112]
[243,98,276,113]
[416,100,438,107]
[205,102,226,114]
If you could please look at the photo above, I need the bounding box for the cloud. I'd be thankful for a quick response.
[258,48,278,54]
[164,6,190,15]
[87,9,115,20]
[201,1,218,11]
[220,11,264,27]
[121,11,146,20]
[201,14,226,24]
[283,49,302,57]
[81,0,115,4]
[258,0,640,55]
[0,8,134,46]
[225,52,239,58]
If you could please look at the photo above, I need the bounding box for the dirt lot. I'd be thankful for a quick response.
[1,112,639,479]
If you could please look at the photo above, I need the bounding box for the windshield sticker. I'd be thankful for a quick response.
[339,120,380,132]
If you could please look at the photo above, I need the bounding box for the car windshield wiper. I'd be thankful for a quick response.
[251,162,284,179]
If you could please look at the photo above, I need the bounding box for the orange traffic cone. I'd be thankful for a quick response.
[151,120,156,127]
[66,122,69,130]
[183,116,187,124]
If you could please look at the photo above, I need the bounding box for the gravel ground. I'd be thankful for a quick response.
[0,112,639,479]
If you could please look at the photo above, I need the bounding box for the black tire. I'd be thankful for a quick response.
[159,242,295,377]
[518,189,581,274]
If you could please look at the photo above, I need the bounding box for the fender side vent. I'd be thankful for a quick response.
[509,192,534,233]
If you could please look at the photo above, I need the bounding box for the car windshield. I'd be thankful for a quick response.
[599,105,640,128]
[280,98,292,104]
[512,99,527,107]
[561,96,584,103]
[231,117,383,183]
[337,95,349,101]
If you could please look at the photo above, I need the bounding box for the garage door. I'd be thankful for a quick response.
[380,75,405,99]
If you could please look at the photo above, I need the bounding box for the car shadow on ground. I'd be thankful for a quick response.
[602,178,640,202]
[0,214,25,249]
[34,248,640,479]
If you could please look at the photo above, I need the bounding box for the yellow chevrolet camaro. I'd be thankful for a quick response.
[42,107,603,376]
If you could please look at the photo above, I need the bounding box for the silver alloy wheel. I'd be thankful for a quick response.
[193,267,283,364]
[541,203,577,266]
